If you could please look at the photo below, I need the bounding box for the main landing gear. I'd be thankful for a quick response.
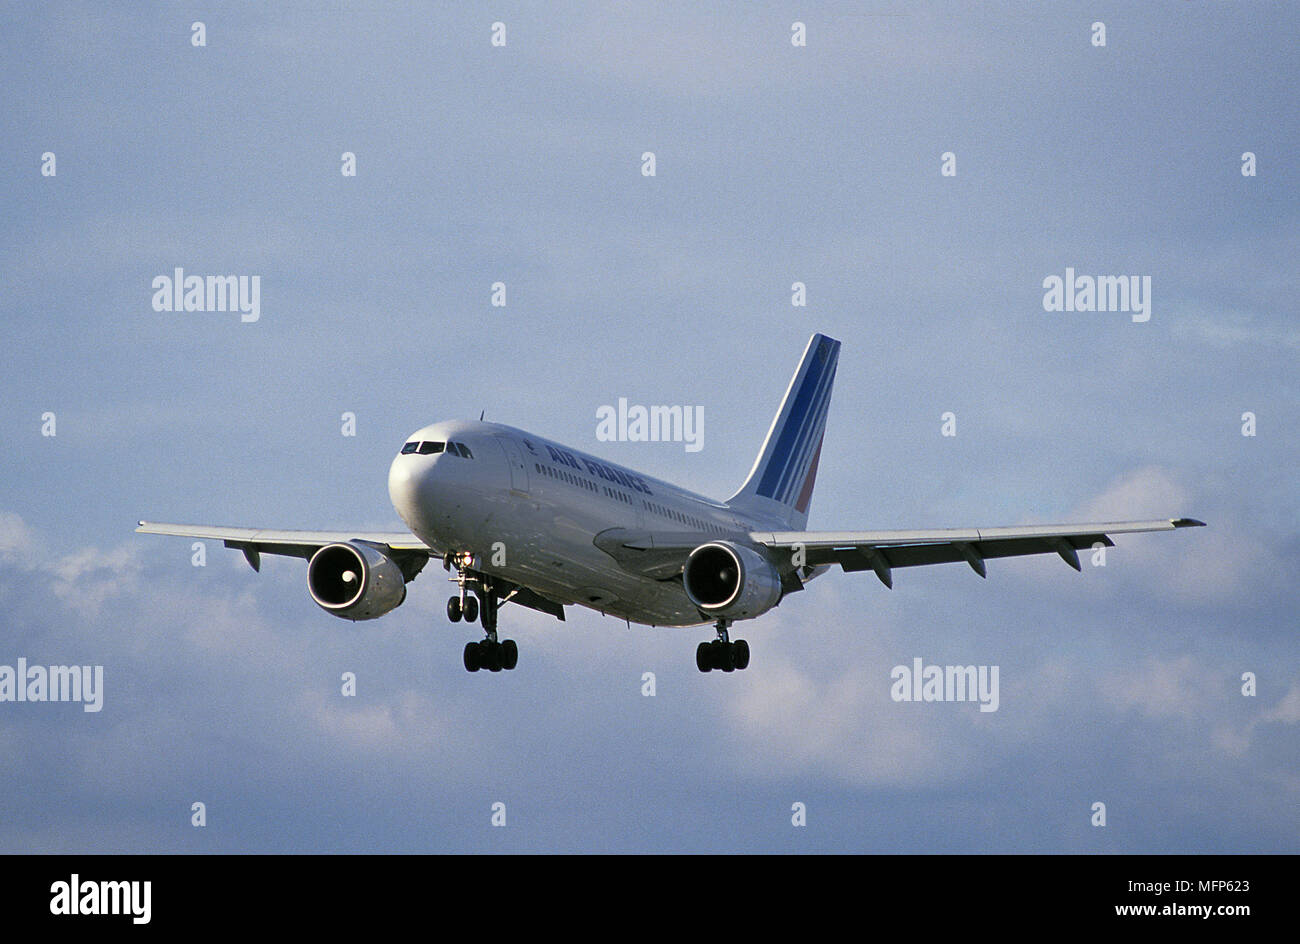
[445,552,519,673]
[696,618,750,673]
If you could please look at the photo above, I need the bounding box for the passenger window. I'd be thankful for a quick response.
[401,442,419,455]
[417,441,445,455]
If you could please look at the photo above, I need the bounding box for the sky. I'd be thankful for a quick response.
[0,2,1296,853]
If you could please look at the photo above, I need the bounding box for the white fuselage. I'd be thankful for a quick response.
[387,419,796,627]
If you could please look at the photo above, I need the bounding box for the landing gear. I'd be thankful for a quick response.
[463,638,517,672]
[447,551,519,673]
[445,593,478,624]
[462,619,520,673]
[696,619,750,673]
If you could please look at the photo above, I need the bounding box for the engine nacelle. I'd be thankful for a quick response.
[307,541,406,621]
[682,541,783,620]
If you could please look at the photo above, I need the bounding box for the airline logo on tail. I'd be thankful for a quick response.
[753,334,839,513]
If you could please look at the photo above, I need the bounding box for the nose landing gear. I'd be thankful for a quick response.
[447,594,478,624]
[696,618,750,673]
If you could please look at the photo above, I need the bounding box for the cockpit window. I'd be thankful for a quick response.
[402,439,466,456]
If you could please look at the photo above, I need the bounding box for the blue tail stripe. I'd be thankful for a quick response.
[759,348,826,499]
[773,353,837,503]
[772,340,838,502]
[754,370,819,497]
[755,338,831,499]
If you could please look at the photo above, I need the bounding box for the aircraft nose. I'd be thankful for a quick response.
[388,453,426,524]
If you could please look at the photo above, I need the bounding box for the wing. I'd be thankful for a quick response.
[593,529,721,580]
[135,521,432,579]
[750,518,1206,587]
[135,521,568,620]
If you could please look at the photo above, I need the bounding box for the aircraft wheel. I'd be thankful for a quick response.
[447,596,462,623]
[501,639,518,670]
[733,639,750,670]
[696,642,712,673]
[462,595,479,624]
[463,641,480,672]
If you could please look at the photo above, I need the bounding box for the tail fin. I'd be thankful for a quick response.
[727,333,840,530]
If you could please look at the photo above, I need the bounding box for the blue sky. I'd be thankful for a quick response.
[1,2,1296,852]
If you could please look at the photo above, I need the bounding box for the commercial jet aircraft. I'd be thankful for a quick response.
[138,333,1203,673]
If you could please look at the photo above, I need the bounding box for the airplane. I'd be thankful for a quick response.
[138,333,1204,674]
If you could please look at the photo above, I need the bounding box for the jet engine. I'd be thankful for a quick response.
[307,541,407,620]
[682,541,783,620]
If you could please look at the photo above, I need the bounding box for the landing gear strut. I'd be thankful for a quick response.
[696,618,750,673]
[446,551,519,672]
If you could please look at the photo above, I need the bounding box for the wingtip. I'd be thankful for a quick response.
[1172,518,1206,528]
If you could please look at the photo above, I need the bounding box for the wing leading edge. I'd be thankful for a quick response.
[135,521,570,621]
[135,521,431,577]
[751,518,1205,588]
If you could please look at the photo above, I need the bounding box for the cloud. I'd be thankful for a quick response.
[0,512,34,558]
[294,689,451,756]
[1062,467,1265,605]
[1262,684,1300,725]
[1095,654,1213,721]
[50,544,143,620]
[1172,312,1300,352]
[1211,682,1300,759]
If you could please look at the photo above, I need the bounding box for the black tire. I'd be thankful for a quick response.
[463,641,479,672]
[501,639,518,670]
[696,642,712,672]
[462,595,479,624]
[447,596,462,623]
[710,639,733,672]
[485,641,503,672]
[733,639,750,670]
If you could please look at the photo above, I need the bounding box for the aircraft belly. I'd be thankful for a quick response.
[419,485,706,627]
[503,497,703,626]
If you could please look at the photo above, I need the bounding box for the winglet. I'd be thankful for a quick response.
[1172,518,1206,528]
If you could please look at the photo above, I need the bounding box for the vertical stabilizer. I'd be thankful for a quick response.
[726,333,839,530]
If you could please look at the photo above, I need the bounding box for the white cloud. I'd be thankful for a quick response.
[295,689,447,754]
[1068,467,1262,605]
[1262,684,1300,726]
[0,512,34,558]
[1095,654,1209,721]
[50,545,143,620]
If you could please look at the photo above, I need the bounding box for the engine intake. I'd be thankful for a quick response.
[307,541,407,621]
[683,541,782,620]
